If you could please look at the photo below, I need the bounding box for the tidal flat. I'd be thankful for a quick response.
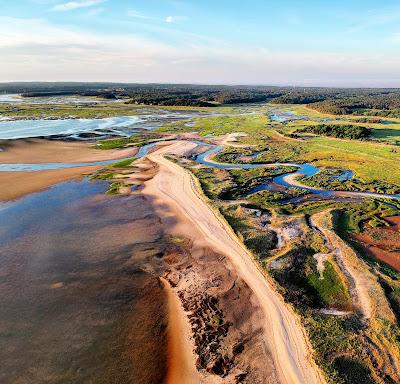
[0,179,169,384]
[2,93,400,383]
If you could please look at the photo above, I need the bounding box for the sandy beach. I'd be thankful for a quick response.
[139,141,325,384]
[162,278,201,384]
[0,139,137,163]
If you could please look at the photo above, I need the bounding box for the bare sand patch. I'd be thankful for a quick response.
[162,277,201,384]
[0,139,139,201]
[0,139,137,164]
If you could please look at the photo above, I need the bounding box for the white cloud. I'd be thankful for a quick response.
[392,33,400,43]
[52,0,106,12]
[1,16,400,86]
[165,15,186,23]
[127,9,149,19]
[87,7,104,16]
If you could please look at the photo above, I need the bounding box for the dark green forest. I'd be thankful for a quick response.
[1,83,400,113]
[296,124,371,139]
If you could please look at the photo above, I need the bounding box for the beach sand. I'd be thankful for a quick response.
[136,141,324,384]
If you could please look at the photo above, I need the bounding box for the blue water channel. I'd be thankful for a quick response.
[195,144,400,201]
[2,138,400,201]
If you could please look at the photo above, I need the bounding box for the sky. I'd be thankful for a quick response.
[1,0,400,86]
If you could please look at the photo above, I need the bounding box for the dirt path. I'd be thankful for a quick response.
[140,141,325,384]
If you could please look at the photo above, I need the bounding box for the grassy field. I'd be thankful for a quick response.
[303,137,400,184]
[177,106,400,187]
[0,102,235,119]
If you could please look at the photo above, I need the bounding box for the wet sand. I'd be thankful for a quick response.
[0,167,98,201]
[162,278,200,384]
[0,139,138,201]
[0,179,170,384]
[0,139,137,163]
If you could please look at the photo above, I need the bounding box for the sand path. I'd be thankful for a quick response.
[141,141,325,384]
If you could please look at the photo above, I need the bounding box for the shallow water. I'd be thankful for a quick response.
[270,111,306,123]
[0,159,119,171]
[195,145,400,201]
[0,116,141,139]
[0,108,206,140]
[0,179,168,384]
[0,94,121,104]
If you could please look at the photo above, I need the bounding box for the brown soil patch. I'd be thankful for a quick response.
[352,216,400,271]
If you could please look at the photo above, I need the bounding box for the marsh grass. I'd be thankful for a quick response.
[305,258,352,310]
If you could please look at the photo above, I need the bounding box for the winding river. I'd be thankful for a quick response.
[194,144,400,201]
[2,140,400,201]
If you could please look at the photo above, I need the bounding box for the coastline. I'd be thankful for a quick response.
[140,141,325,384]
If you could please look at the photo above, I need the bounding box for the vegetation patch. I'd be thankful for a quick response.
[97,137,132,150]
[305,258,352,310]
[111,158,135,168]
[298,169,400,195]
[97,132,164,150]
[296,124,371,140]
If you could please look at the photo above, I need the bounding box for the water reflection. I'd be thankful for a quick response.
[0,179,168,383]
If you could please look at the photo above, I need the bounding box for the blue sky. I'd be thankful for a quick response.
[1,0,400,86]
